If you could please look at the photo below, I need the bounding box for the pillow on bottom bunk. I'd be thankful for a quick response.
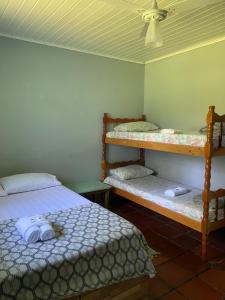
[114,121,159,132]
[110,165,154,180]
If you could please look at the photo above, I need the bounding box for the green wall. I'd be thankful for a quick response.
[2,36,225,188]
[0,37,144,182]
[144,41,225,189]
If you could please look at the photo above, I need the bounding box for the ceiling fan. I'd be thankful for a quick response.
[99,0,224,48]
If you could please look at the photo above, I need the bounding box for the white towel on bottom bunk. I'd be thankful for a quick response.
[16,216,55,243]
[164,187,190,197]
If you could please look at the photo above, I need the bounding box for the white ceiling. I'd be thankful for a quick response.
[0,0,225,64]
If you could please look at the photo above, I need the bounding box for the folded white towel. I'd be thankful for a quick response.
[164,187,190,197]
[16,218,40,243]
[40,223,55,241]
[161,129,182,134]
[16,215,55,243]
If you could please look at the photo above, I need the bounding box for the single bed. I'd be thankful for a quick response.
[0,185,156,300]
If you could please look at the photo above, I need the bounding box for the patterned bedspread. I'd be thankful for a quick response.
[0,203,155,300]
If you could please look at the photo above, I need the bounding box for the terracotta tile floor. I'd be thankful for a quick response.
[109,197,225,300]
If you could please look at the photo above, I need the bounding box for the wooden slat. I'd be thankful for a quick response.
[213,147,225,156]
[106,117,145,124]
[212,113,225,123]
[208,189,225,200]
[208,219,225,232]
[108,159,143,169]
[105,138,205,156]
[113,187,202,232]
[215,198,219,221]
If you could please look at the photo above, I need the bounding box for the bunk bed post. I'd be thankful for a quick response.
[101,113,108,181]
[202,105,215,260]
[140,114,146,166]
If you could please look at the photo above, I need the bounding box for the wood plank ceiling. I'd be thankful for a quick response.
[0,0,225,63]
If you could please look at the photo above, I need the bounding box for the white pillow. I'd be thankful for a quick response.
[0,185,7,197]
[110,165,154,180]
[114,121,159,132]
[0,173,61,194]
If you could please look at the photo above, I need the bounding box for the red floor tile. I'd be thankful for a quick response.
[199,269,225,294]
[209,256,225,270]
[155,224,183,239]
[174,252,208,274]
[192,244,225,261]
[178,278,223,300]
[143,229,166,247]
[148,276,172,299]
[187,230,202,241]
[173,234,200,251]
[153,240,184,262]
[159,291,187,300]
[157,261,194,288]
[152,214,175,225]
[167,221,191,234]
[123,211,164,232]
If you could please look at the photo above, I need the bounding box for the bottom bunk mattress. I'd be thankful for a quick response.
[104,175,225,222]
[0,186,155,300]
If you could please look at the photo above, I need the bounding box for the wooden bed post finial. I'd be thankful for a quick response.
[207,106,215,123]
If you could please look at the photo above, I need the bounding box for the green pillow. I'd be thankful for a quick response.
[114,121,159,132]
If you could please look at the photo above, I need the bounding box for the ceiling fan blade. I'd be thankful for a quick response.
[99,0,147,14]
[166,0,225,15]
[145,18,163,47]
[140,23,149,38]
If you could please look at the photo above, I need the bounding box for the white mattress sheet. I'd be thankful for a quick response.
[0,185,91,220]
[106,131,225,148]
[104,175,224,222]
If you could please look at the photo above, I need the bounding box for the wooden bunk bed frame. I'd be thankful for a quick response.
[101,106,225,261]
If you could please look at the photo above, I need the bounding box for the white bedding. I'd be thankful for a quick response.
[104,175,225,222]
[0,185,90,220]
[106,130,225,148]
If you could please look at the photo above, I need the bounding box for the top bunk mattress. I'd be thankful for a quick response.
[104,175,225,222]
[106,131,225,148]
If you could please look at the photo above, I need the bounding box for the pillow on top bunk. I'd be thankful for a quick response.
[110,165,154,180]
[0,185,7,197]
[0,173,61,194]
[114,121,159,132]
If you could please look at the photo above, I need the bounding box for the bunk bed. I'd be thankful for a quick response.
[101,106,225,261]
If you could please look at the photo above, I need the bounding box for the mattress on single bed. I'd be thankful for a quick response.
[0,185,90,220]
[0,186,155,300]
[106,130,225,148]
[104,175,225,222]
